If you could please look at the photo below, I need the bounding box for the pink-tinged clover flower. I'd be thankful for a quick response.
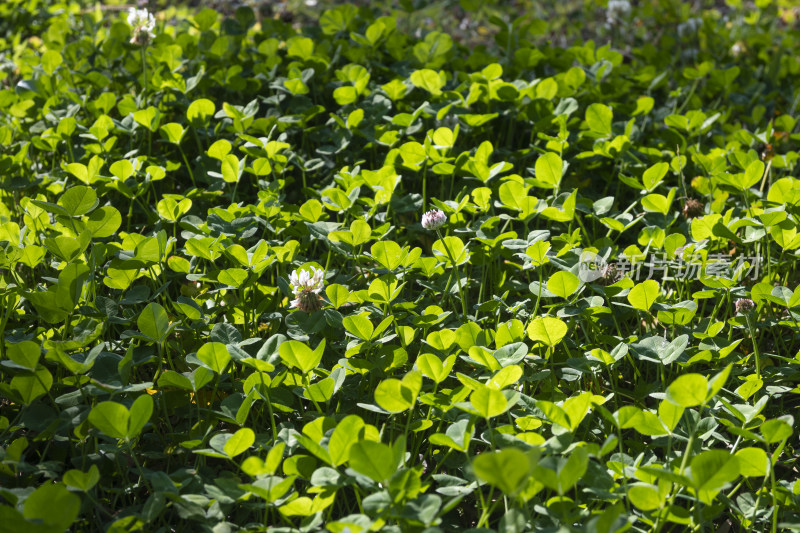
[735,298,755,314]
[421,209,447,231]
[289,266,325,313]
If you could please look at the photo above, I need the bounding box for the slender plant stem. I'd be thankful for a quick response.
[436,229,468,318]
[745,313,761,380]
[140,44,148,103]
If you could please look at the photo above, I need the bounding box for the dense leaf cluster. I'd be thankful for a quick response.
[1,0,799,532]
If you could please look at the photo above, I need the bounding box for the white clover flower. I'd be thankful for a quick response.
[128,7,156,46]
[421,209,447,231]
[731,42,744,57]
[127,8,154,29]
[289,266,325,313]
[606,0,631,25]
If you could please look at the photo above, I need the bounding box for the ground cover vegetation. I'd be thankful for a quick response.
[1,0,799,531]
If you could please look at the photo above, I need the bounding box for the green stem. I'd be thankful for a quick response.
[422,166,428,211]
[745,313,761,380]
[140,44,148,103]
[178,145,196,188]
[654,406,702,533]
[769,440,784,533]
[436,229,469,319]
[676,78,700,115]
